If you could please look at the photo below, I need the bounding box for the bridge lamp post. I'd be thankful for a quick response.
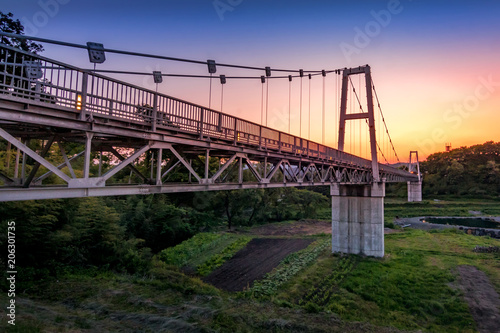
[260,76,265,125]
[265,66,271,126]
[288,75,292,134]
[207,60,217,110]
[299,69,303,137]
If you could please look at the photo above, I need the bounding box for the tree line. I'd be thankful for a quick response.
[0,189,328,279]
[421,141,500,197]
[385,141,500,198]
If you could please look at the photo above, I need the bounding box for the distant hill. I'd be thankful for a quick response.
[387,162,408,169]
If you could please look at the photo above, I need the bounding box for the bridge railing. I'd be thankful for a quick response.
[0,48,83,109]
[0,44,414,180]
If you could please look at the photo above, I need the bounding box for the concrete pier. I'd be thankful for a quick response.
[407,181,422,202]
[331,182,385,258]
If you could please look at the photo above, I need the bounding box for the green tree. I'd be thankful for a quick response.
[0,12,43,53]
[119,195,203,252]
[72,197,123,267]
[421,141,500,196]
[0,199,63,268]
[211,189,269,229]
[286,188,328,219]
[1,11,44,94]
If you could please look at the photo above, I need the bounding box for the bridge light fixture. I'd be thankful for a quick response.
[76,94,82,110]
[207,60,217,74]
[152,71,163,84]
[265,66,271,77]
[86,42,106,64]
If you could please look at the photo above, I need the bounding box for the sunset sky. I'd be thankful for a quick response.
[3,0,500,161]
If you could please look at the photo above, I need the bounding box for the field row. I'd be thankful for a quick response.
[248,238,331,298]
[158,232,251,276]
[297,255,357,307]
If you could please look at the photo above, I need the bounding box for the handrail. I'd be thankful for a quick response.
[0,43,415,180]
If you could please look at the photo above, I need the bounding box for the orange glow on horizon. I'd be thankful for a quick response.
[80,34,500,164]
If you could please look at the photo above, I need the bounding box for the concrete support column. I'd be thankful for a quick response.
[331,182,385,258]
[407,181,422,202]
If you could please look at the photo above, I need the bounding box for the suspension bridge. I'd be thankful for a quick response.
[0,33,421,257]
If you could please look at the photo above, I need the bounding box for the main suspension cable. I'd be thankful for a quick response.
[348,76,390,163]
[0,32,340,75]
[371,79,401,163]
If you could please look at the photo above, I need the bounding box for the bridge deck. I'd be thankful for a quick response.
[0,43,417,201]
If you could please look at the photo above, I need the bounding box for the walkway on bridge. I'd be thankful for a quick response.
[0,33,421,257]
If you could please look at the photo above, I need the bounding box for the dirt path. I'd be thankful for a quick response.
[203,238,314,292]
[457,265,500,333]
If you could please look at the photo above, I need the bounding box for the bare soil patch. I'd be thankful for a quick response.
[384,228,403,234]
[249,220,331,236]
[456,265,500,333]
[250,220,400,236]
[203,238,314,292]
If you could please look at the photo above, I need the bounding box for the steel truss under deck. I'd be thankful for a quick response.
[0,44,417,202]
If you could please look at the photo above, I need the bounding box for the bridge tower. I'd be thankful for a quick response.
[331,65,385,257]
[407,151,422,202]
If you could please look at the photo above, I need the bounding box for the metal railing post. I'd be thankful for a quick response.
[152,93,158,132]
[217,112,223,132]
[34,81,41,102]
[259,126,262,149]
[108,100,113,117]
[199,107,204,140]
[233,119,238,145]
[79,72,88,120]
[278,132,282,152]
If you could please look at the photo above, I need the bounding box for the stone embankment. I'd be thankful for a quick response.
[473,245,499,253]
[459,227,500,239]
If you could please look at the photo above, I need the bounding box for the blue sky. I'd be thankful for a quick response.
[2,0,500,158]
[4,0,498,69]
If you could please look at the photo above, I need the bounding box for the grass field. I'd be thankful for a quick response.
[276,229,499,332]
[2,199,499,332]
[157,232,252,276]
